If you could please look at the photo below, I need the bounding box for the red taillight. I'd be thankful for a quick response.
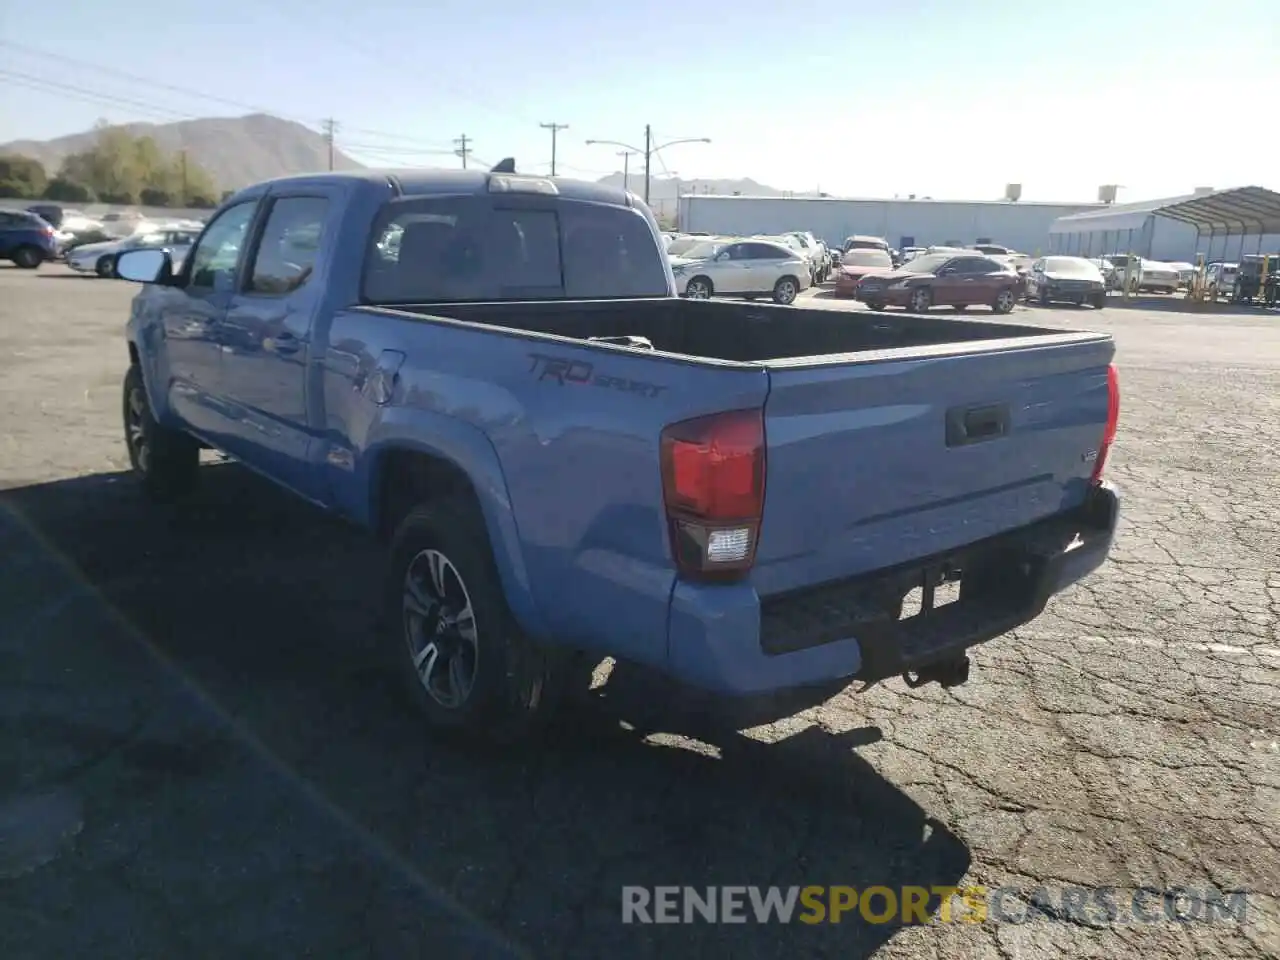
[660,409,766,581]
[1091,364,1120,484]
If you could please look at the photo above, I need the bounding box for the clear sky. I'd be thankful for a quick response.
[1,0,1276,201]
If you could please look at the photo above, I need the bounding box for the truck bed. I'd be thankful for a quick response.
[371,297,1090,365]
[339,292,1115,652]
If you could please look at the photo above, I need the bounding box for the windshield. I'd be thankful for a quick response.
[902,253,953,274]
[678,241,724,260]
[666,236,705,255]
[843,249,893,268]
[1043,257,1101,277]
[363,195,671,303]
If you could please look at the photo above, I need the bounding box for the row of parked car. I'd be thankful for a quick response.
[0,201,203,274]
[831,240,1110,312]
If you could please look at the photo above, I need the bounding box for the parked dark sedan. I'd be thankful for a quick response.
[854,252,1023,313]
[1024,256,1107,308]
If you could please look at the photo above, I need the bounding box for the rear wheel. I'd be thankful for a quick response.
[867,300,886,311]
[386,499,565,742]
[11,245,42,269]
[909,286,933,313]
[685,277,712,299]
[96,255,117,278]
[1091,292,1106,309]
[772,276,799,305]
[123,365,200,501]
[993,288,1017,314]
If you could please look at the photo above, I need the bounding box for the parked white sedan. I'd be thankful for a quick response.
[67,227,199,277]
[671,238,812,304]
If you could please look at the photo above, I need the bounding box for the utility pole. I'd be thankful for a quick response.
[454,134,472,169]
[322,118,338,171]
[616,150,635,193]
[179,149,188,204]
[643,124,652,205]
[539,122,569,176]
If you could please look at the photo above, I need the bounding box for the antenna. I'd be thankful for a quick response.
[490,158,516,173]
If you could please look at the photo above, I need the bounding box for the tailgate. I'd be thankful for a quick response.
[753,333,1115,597]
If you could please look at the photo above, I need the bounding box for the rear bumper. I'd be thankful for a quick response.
[665,482,1120,698]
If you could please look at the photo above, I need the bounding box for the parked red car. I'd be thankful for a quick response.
[854,252,1024,314]
[834,248,895,297]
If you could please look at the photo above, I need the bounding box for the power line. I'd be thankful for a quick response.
[0,70,197,122]
[0,39,300,123]
[538,122,569,176]
[454,135,472,170]
[0,39,453,150]
[274,13,537,127]
[338,141,459,157]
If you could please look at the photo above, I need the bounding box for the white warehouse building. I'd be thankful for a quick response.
[677,194,1103,256]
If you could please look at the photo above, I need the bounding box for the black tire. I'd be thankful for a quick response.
[773,276,800,305]
[96,255,117,278]
[11,245,43,269]
[123,364,200,501]
[386,499,563,742]
[992,288,1017,314]
[685,276,713,299]
[1091,293,1106,309]
[951,304,967,312]
[909,286,933,313]
[867,300,886,311]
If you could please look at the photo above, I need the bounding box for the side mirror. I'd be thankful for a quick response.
[115,248,173,284]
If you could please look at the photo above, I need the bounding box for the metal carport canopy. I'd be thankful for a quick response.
[1050,186,1280,236]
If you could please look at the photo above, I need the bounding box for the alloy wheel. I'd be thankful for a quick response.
[402,549,479,709]
[125,386,150,474]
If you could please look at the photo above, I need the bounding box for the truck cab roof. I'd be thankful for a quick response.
[224,168,634,209]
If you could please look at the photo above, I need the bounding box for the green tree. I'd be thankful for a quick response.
[42,177,94,202]
[140,187,173,206]
[55,121,218,207]
[0,154,48,198]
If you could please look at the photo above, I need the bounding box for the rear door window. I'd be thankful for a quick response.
[744,243,788,260]
[363,195,669,303]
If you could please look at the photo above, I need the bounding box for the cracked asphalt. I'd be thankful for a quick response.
[1,263,1277,960]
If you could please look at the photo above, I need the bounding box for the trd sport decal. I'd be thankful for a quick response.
[527,353,667,398]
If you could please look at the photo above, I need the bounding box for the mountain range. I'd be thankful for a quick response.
[0,113,796,199]
[0,114,363,191]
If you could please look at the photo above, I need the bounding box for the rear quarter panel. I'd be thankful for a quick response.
[324,309,769,667]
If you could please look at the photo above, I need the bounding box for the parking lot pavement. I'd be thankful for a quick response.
[1,263,1277,960]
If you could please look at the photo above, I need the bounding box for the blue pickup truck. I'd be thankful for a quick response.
[113,166,1121,740]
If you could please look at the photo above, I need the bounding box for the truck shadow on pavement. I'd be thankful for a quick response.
[0,464,971,960]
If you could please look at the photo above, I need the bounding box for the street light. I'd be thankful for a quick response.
[585,125,710,205]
